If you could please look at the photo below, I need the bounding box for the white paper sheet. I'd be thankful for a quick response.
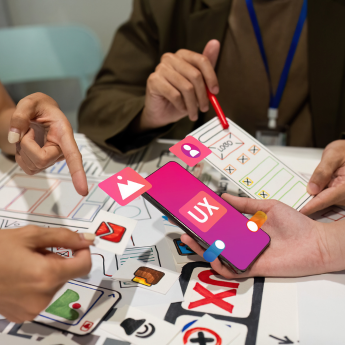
[256,278,299,345]
[296,272,345,345]
[189,118,313,210]
[0,166,114,228]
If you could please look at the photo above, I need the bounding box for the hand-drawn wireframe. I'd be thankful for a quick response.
[189,118,312,211]
[0,168,113,227]
[108,196,151,220]
[45,134,147,177]
[309,205,345,223]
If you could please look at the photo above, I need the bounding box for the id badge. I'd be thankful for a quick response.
[255,124,287,146]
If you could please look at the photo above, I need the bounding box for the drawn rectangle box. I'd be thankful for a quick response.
[7,189,46,212]
[0,187,23,209]
[208,133,244,160]
[87,186,109,203]
[278,181,308,208]
[7,175,56,190]
[33,181,83,217]
[72,203,100,220]
[240,157,278,189]
[255,169,293,200]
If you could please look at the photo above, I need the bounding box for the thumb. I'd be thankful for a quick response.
[202,39,221,69]
[8,97,38,144]
[308,155,341,195]
[221,193,275,215]
[25,226,95,250]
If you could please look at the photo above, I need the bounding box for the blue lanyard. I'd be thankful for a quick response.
[245,0,307,127]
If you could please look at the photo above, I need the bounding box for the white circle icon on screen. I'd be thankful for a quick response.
[247,221,258,232]
[215,240,225,249]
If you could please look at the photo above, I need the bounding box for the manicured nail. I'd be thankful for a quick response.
[307,182,320,195]
[8,131,20,144]
[79,232,96,241]
[211,86,219,94]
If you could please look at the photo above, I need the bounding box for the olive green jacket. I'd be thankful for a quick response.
[79,0,345,154]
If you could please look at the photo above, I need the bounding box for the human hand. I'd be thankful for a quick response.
[300,140,345,216]
[7,93,88,196]
[137,39,220,132]
[181,194,332,279]
[0,226,94,323]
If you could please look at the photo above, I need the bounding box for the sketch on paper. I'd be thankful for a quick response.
[189,118,312,211]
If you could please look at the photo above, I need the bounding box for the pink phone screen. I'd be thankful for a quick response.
[146,162,270,271]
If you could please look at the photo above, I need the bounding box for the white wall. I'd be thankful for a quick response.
[5,0,133,53]
[2,0,133,130]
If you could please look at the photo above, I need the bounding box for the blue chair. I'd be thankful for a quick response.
[0,25,103,96]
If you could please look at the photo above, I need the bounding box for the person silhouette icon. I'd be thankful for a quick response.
[183,144,200,158]
[181,143,201,158]
[169,135,212,167]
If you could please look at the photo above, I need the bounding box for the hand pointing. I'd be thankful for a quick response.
[8,93,88,196]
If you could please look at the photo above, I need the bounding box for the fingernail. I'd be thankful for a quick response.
[211,86,219,94]
[79,232,96,241]
[307,182,320,195]
[8,131,20,144]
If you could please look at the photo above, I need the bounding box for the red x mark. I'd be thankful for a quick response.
[188,282,237,313]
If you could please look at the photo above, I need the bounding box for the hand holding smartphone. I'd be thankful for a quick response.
[143,162,270,273]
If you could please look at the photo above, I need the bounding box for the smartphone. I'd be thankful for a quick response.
[142,162,270,273]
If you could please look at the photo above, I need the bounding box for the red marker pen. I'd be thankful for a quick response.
[206,86,229,130]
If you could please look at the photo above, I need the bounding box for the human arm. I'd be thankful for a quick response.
[0,226,94,323]
[181,194,345,278]
[300,140,345,215]
[78,0,220,154]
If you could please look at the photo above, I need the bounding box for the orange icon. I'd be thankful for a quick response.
[247,211,267,232]
[132,267,165,287]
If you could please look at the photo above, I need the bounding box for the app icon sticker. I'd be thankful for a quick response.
[45,289,81,320]
[179,191,227,232]
[95,221,126,243]
[247,211,267,232]
[102,305,179,345]
[173,315,248,346]
[203,240,225,263]
[35,280,120,335]
[132,266,165,287]
[170,314,240,345]
[111,260,180,295]
[173,238,196,256]
[120,317,155,337]
[88,210,137,255]
[169,136,212,167]
[99,167,152,206]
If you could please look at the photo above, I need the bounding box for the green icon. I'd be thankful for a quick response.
[45,289,80,320]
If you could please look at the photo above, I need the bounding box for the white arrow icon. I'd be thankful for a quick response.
[117,176,145,200]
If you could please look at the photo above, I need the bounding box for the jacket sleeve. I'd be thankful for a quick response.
[78,0,172,154]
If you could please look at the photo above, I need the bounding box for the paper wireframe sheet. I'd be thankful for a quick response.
[189,117,313,211]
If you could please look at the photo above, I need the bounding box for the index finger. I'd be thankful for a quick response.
[176,50,218,94]
[59,131,88,196]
